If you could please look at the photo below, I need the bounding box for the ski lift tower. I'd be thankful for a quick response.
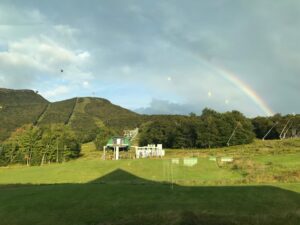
[103,136,130,160]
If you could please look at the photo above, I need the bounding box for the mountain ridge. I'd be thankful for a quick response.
[0,88,142,142]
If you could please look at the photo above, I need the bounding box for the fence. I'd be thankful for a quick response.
[135,144,165,159]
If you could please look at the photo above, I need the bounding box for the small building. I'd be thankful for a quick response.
[106,136,131,150]
[103,136,131,160]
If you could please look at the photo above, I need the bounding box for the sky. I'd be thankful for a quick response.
[0,0,299,117]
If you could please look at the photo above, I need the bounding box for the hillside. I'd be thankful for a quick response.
[0,89,49,141]
[0,88,48,105]
[0,88,142,142]
[37,98,77,125]
[2,88,294,147]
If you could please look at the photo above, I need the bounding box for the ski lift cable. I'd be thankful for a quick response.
[262,121,279,141]
[279,119,291,139]
[283,122,293,139]
[227,123,240,146]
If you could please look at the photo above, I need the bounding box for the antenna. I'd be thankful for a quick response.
[262,122,278,141]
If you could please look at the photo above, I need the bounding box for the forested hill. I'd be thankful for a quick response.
[0,88,299,147]
[0,89,49,141]
[0,88,141,142]
[0,88,48,105]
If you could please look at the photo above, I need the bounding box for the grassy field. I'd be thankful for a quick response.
[0,139,299,225]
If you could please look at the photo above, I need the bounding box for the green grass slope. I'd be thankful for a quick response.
[84,97,142,129]
[38,98,77,125]
[68,97,102,142]
[1,139,299,185]
[69,97,142,142]
[0,177,299,225]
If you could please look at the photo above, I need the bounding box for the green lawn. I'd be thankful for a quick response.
[0,157,243,185]
[0,140,299,225]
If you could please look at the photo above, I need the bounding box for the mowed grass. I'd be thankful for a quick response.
[0,157,243,185]
[0,182,299,225]
[0,139,299,225]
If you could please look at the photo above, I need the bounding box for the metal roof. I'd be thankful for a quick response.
[106,136,131,147]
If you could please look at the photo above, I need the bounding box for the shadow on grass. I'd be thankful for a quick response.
[0,169,299,225]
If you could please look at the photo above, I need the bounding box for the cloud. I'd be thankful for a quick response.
[0,0,299,115]
[135,99,202,115]
[53,25,79,38]
[0,36,92,90]
[0,3,93,94]
[0,36,90,70]
[121,65,131,74]
[0,4,45,26]
[42,85,70,99]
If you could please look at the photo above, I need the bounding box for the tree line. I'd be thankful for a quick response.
[139,109,255,149]
[139,110,300,149]
[252,114,300,140]
[0,124,81,166]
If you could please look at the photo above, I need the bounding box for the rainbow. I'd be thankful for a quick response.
[201,60,274,116]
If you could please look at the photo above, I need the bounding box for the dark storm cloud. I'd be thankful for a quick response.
[135,99,203,115]
[0,0,299,115]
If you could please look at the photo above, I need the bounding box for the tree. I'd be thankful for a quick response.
[196,109,255,148]
[2,124,81,166]
[13,125,41,166]
[138,109,255,149]
[94,126,116,150]
[139,121,171,147]
[41,124,80,164]
[252,116,279,139]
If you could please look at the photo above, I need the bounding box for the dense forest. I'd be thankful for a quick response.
[138,111,300,149]
[139,109,255,148]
